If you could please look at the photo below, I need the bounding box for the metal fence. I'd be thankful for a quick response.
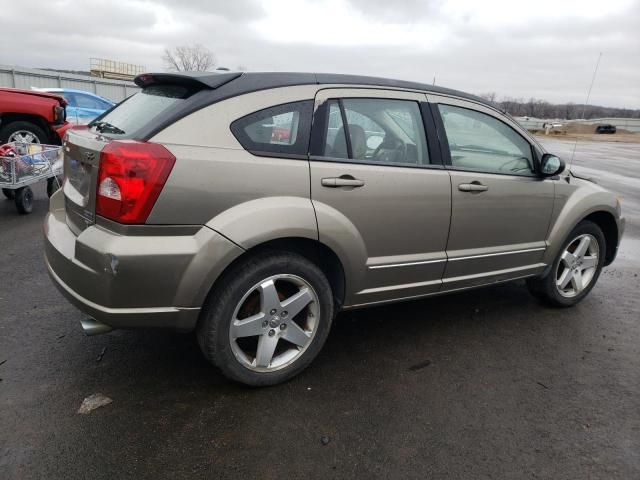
[0,65,139,102]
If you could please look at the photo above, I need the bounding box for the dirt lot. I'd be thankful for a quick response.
[532,122,640,144]
[1,139,639,479]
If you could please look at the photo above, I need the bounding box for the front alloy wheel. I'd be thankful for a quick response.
[527,220,606,307]
[555,234,599,298]
[8,130,42,144]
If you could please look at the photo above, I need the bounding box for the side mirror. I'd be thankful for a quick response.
[539,153,565,177]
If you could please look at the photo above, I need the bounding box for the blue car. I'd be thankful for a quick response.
[32,88,114,125]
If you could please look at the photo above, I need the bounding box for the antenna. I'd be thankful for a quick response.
[568,52,603,171]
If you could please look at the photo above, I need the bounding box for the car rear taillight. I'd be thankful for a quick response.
[96,140,175,224]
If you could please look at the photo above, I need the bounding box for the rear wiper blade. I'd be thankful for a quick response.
[92,121,125,134]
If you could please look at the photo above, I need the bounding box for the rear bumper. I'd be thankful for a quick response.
[45,260,200,330]
[44,190,244,331]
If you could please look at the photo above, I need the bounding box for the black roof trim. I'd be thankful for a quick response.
[135,71,493,108]
[134,71,497,140]
[313,73,491,105]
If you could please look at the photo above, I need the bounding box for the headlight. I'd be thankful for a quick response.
[53,105,66,124]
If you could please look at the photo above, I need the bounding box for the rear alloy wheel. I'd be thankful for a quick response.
[197,252,334,386]
[229,274,320,372]
[527,221,606,307]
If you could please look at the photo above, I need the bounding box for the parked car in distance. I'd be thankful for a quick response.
[32,88,114,125]
[595,124,616,134]
[0,87,70,144]
[44,71,625,386]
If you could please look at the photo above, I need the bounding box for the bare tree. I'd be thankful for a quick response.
[478,92,497,103]
[163,44,216,72]
[477,94,640,120]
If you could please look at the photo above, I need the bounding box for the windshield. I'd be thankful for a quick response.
[90,85,191,136]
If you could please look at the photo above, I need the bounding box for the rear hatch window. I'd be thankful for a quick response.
[90,85,192,137]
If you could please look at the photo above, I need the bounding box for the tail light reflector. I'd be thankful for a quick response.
[96,140,175,224]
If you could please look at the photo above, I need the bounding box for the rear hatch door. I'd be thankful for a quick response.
[63,128,108,234]
[61,73,241,234]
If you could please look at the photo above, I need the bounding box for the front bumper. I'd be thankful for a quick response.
[44,190,243,331]
[54,122,71,142]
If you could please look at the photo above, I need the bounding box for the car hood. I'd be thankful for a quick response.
[0,87,67,106]
[570,169,598,184]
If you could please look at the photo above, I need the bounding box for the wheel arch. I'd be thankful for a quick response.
[198,237,347,321]
[583,210,619,266]
[0,113,54,142]
[544,181,622,267]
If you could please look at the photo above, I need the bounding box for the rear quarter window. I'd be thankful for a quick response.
[230,100,313,158]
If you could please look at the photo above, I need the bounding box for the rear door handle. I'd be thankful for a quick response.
[321,177,365,188]
[458,182,488,192]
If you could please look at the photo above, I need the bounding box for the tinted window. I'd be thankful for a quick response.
[438,104,534,175]
[73,93,105,109]
[321,98,429,166]
[90,84,191,136]
[231,100,313,157]
[57,92,74,106]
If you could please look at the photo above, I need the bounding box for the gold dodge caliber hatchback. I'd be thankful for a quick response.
[45,72,624,385]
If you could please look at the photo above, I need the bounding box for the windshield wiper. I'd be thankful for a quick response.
[92,121,125,135]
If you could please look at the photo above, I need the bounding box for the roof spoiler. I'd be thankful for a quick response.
[134,71,242,90]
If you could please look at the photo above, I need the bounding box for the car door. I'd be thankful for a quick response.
[427,94,555,289]
[309,88,452,307]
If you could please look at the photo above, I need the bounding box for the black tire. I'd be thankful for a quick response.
[14,186,34,214]
[0,121,48,144]
[47,177,61,198]
[197,251,334,386]
[2,188,14,200]
[527,220,606,307]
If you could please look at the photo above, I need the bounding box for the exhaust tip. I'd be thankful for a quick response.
[80,318,113,336]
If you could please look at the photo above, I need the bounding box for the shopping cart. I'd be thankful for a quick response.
[0,142,62,214]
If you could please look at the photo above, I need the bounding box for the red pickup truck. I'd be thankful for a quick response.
[0,88,71,144]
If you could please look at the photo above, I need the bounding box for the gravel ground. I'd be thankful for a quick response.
[0,139,638,479]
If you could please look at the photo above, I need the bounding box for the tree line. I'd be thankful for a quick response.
[478,93,640,120]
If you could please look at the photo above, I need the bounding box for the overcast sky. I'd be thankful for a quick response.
[1,0,639,108]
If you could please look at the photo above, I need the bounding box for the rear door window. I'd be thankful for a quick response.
[230,100,313,157]
[319,98,430,166]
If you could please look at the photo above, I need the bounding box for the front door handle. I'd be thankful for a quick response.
[458,182,488,192]
[321,176,365,188]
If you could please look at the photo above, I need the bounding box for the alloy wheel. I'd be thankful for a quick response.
[8,130,41,144]
[229,274,320,372]
[555,234,599,298]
